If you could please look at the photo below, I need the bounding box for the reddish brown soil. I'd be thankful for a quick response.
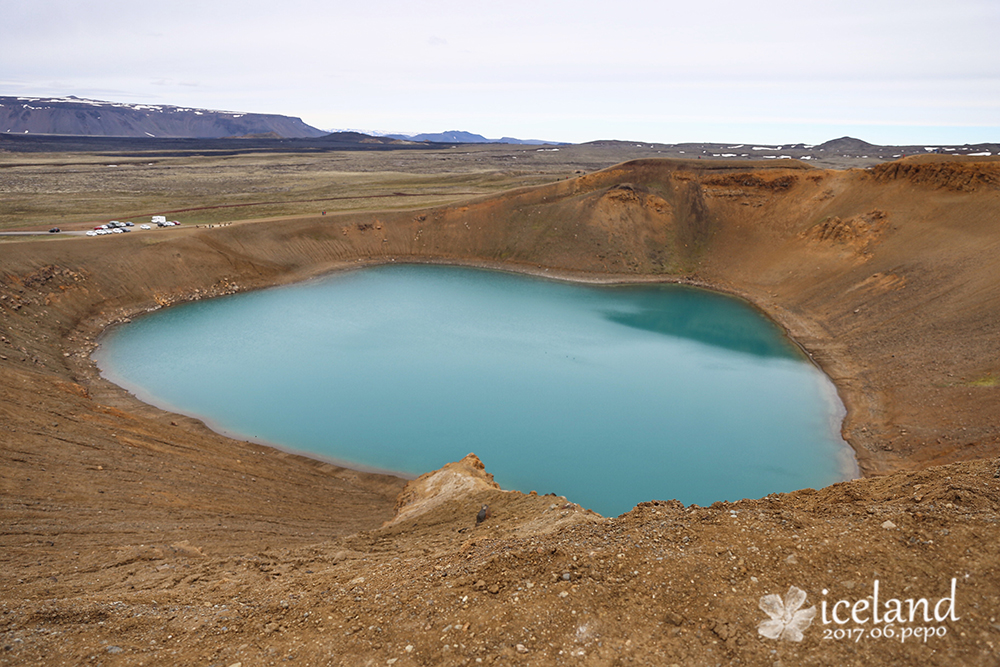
[2,156,999,665]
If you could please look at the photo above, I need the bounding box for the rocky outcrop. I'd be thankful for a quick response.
[805,209,888,256]
[390,453,502,525]
[868,155,1000,191]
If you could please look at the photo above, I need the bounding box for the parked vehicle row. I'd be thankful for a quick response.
[85,219,180,237]
[87,227,129,236]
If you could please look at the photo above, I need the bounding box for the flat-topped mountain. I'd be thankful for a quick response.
[0,96,327,138]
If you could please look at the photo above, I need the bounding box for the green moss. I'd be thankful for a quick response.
[965,374,998,387]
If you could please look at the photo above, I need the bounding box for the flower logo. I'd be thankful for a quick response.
[757,585,817,642]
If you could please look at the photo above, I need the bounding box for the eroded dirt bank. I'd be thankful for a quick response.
[2,156,999,665]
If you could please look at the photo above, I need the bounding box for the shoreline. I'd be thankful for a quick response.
[86,255,861,503]
[91,330,421,482]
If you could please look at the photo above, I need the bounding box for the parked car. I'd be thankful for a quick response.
[86,230,97,236]
[140,224,151,230]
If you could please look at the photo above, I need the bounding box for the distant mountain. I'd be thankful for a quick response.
[398,130,490,143]
[383,130,557,145]
[0,96,327,139]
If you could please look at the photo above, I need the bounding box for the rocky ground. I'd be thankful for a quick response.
[4,450,1000,667]
[2,155,999,665]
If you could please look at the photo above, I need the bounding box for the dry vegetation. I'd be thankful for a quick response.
[0,140,918,232]
[0,144,652,230]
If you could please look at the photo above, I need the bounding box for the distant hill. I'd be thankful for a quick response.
[817,136,878,152]
[0,96,326,139]
[383,130,557,145]
[317,131,420,145]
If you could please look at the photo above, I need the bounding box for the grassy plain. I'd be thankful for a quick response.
[0,143,654,230]
[1,139,906,231]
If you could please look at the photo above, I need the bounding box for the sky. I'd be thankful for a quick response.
[2,0,998,145]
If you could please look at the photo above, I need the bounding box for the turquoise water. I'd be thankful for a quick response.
[95,264,855,516]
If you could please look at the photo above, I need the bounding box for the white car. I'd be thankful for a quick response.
[140,224,151,230]
[86,230,97,236]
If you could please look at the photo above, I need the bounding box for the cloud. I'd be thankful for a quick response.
[2,0,997,143]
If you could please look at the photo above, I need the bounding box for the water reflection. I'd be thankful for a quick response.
[602,289,797,359]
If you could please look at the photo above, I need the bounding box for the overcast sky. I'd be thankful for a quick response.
[2,0,998,145]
